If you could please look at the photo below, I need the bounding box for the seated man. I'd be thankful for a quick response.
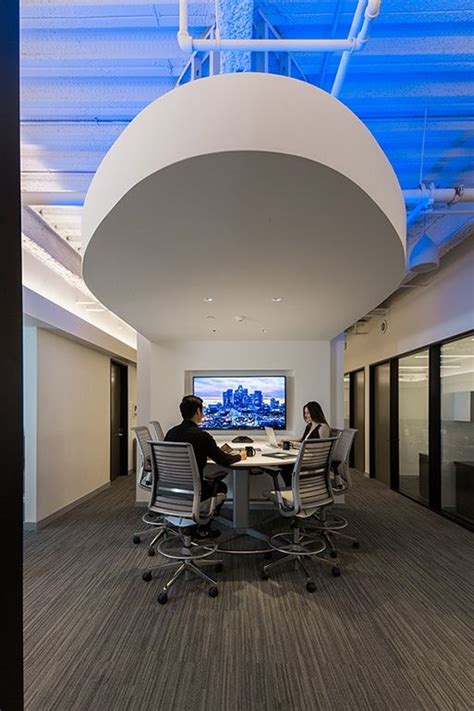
[165,395,241,539]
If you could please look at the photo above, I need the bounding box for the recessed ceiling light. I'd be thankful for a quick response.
[206,315,216,320]
[271,297,283,302]
[203,297,214,302]
[261,329,268,334]
[211,328,218,333]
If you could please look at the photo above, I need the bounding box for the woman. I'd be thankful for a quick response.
[300,401,331,442]
[280,401,331,486]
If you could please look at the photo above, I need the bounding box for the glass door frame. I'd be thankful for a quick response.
[368,358,398,487]
[345,367,365,469]
[367,329,473,531]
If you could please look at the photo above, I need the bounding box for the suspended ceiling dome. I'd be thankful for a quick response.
[82,73,406,341]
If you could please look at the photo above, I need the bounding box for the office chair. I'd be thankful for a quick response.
[132,426,167,555]
[262,438,341,592]
[149,419,165,441]
[142,441,224,605]
[308,428,360,556]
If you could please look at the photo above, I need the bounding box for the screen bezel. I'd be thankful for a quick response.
[192,374,287,431]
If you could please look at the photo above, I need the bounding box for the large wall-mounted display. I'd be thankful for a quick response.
[193,375,286,430]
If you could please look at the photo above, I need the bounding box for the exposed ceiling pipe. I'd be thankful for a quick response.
[177,0,373,54]
[331,0,378,98]
[22,192,86,206]
[406,196,430,226]
[403,186,474,205]
[22,185,474,210]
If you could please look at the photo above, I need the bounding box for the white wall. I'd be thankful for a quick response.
[23,327,38,523]
[24,327,138,524]
[146,340,331,434]
[30,329,111,522]
[345,238,474,473]
[136,338,334,501]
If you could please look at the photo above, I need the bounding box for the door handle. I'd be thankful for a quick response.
[116,432,124,437]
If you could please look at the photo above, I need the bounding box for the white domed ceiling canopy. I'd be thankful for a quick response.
[82,73,406,342]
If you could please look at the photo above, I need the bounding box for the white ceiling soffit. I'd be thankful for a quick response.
[82,73,406,341]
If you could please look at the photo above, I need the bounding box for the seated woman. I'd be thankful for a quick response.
[280,401,331,486]
[300,401,331,442]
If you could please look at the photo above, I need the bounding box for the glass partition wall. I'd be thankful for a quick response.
[365,330,473,530]
[398,350,430,505]
[440,335,474,525]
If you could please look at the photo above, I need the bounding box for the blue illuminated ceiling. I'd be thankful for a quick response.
[20,0,473,252]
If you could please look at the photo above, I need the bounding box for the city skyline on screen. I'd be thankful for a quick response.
[193,375,286,430]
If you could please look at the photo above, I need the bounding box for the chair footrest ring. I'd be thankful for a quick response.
[157,539,218,560]
[311,513,348,531]
[269,532,326,556]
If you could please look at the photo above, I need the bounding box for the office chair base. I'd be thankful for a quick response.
[263,526,341,586]
[262,554,319,592]
[144,558,223,604]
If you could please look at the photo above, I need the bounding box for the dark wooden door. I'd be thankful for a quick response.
[110,361,128,480]
[373,362,391,485]
[352,370,366,472]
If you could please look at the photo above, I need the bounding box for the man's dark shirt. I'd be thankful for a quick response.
[164,419,241,480]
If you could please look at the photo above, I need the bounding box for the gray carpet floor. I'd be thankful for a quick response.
[24,472,474,711]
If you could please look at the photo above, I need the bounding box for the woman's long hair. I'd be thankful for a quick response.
[303,401,328,425]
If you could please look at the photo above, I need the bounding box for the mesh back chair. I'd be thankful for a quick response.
[262,438,341,592]
[309,427,360,555]
[142,441,225,605]
[132,426,166,554]
[149,420,165,441]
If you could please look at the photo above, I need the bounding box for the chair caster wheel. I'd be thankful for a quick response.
[332,566,341,577]
[261,570,269,581]
[306,581,317,593]
[353,541,360,549]
[330,550,338,558]
[215,563,223,573]
[142,571,152,582]
[264,551,272,560]
[157,592,168,605]
[209,586,219,598]
[133,535,141,545]
[148,548,155,557]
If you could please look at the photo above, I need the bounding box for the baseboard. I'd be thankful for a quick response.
[24,481,111,531]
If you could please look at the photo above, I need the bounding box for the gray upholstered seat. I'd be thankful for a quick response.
[142,441,224,605]
[149,420,165,442]
[308,427,360,555]
[262,437,342,591]
[131,425,166,554]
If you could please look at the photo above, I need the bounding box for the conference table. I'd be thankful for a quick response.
[207,444,299,547]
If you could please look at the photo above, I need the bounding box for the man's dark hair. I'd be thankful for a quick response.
[180,395,204,420]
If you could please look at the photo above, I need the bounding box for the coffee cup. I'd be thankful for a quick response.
[245,446,256,457]
[282,440,291,451]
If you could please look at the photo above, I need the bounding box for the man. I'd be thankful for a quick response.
[165,395,241,539]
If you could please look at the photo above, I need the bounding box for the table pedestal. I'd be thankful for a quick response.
[216,468,271,549]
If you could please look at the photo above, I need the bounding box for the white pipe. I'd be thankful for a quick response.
[21,187,474,209]
[191,38,355,52]
[331,0,381,97]
[356,0,382,47]
[331,0,366,98]
[177,0,368,55]
[22,192,86,206]
[402,187,474,204]
[177,0,192,53]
